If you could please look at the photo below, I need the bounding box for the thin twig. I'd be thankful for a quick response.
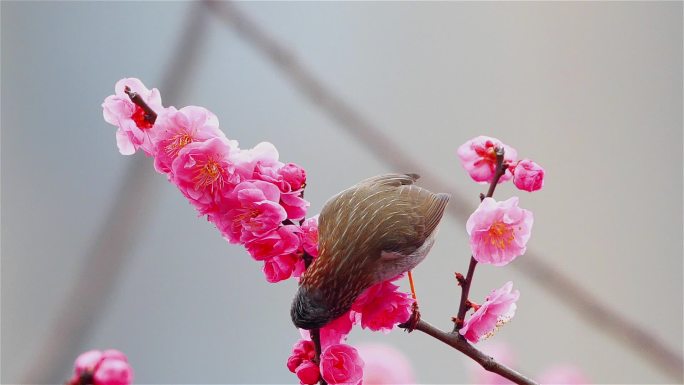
[123,86,158,124]
[310,328,328,385]
[22,4,209,383]
[205,1,683,380]
[409,319,538,385]
[454,147,507,332]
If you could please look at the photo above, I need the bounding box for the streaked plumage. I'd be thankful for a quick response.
[291,173,450,329]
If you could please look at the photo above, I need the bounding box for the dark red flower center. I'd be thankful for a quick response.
[131,105,153,129]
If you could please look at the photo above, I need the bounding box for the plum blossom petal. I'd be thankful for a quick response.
[216,180,287,243]
[287,339,317,373]
[245,225,301,261]
[70,349,133,385]
[152,106,226,174]
[281,192,310,221]
[74,350,103,377]
[457,136,517,183]
[93,358,134,385]
[466,197,533,266]
[351,276,414,333]
[171,137,239,214]
[295,361,321,385]
[320,344,365,385]
[102,78,163,156]
[460,282,519,343]
[263,253,302,283]
[512,159,545,192]
[300,215,319,257]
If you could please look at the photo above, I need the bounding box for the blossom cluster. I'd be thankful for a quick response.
[103,78,416,385]
[68,349,133,385]
[456,136,544,343]
[287,275,414,384]
[103,78,312,283]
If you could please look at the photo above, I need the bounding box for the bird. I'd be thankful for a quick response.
[291,173,450,330]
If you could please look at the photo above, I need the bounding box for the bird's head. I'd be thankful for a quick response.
[290,286,334,330]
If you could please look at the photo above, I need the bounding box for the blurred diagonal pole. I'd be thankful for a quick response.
[204,1,684,381]
[22,3,209,384]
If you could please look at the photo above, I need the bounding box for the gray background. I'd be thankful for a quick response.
[2,1,682,384]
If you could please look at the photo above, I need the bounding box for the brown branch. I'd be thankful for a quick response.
[407,319,538,385]
[123,86,158,124]
[204,2,684,381]
[454,148,505,332]
[453,256,478,330]
[310,328,328,385]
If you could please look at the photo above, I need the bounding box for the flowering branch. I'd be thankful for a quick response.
[454,147,507,332]
[411,319,538,385]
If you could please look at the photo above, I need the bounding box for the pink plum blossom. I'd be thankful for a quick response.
[295,361,321,385]
[281,192,310,221]
[263,253,303,283]
[351,276,414,333]
[466,197,533,266]
[232,141,282,180]
[512,159,545,192]
[460,282,519,343]
[93,358,134,385]
[151,106,226,174]
[457,136,518,183]
[538,365,590,385]
[320,344,365,385]
[103,78,163,156]
[298,311,355,350]
[287,339,316,373]
[300,216,319,257]
[253,162,306,192]
[171,137,239,214]
[245,225,300,261]
[70,349,133,385]
[278,163,307,191]
[216,180,287,243]
[355,343,415,384]
[74,349,104,377]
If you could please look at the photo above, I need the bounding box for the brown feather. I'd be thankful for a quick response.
[295,173,450,328]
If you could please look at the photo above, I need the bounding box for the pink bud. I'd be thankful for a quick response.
[512,159,544,192]
[92,357,134,385]
[320,344,364,385]
[287,340,317,373]
[295,361,321,385]
[279,163,307,191]
[74,350,103,376]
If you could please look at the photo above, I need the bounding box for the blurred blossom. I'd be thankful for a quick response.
[538,365,590,384]
[356,343,415,384]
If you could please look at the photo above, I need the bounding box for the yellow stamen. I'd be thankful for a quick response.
[487,221,515,250]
